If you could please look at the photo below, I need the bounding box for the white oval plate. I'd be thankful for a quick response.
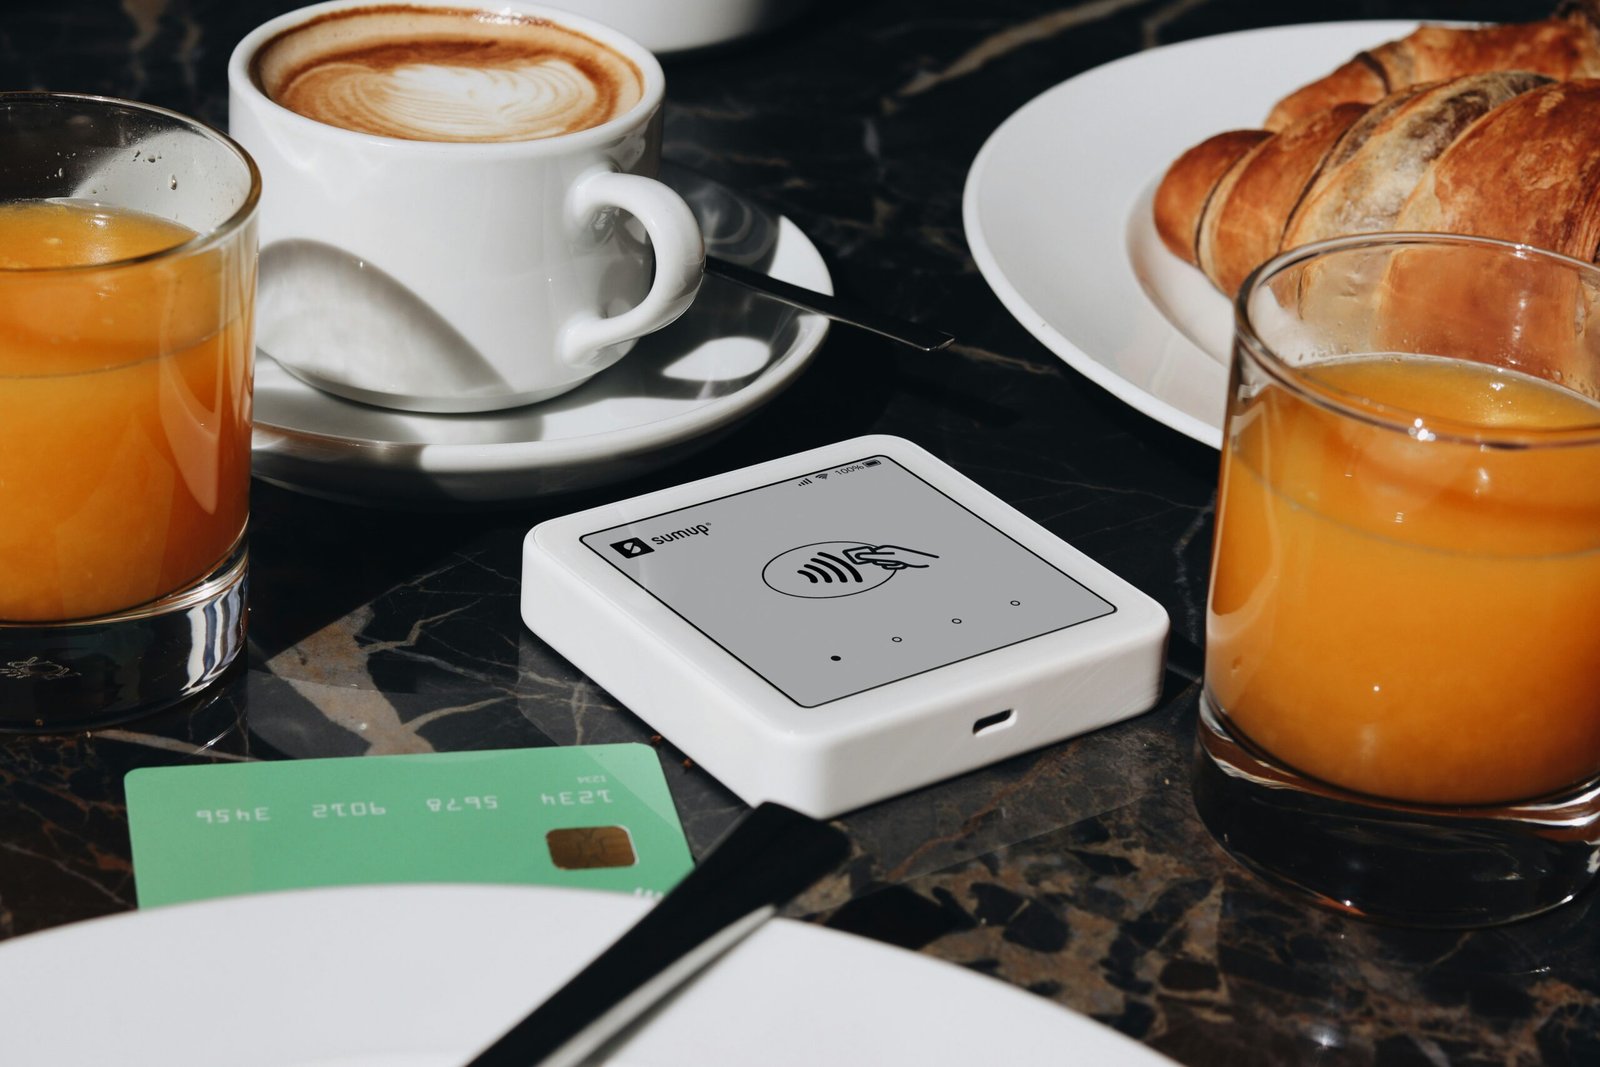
[251,169,831,505]
[0,884,1179,1066]
[963,21,1420,449]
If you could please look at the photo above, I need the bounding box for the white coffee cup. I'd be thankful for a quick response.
[228,0,704,413]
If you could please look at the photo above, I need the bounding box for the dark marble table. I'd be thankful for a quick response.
[3,1,1597,1064]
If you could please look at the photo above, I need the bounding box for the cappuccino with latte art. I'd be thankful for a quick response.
[229,0,704,413]
[252,5,644,142]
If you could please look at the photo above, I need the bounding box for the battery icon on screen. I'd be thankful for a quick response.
[863,459,881,467]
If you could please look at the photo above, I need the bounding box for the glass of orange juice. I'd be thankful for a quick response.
[1196,232,1600,927]
[0,94,258,730]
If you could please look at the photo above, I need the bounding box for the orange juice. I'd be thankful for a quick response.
[0,200,253,622]
[1208,354,1600,805]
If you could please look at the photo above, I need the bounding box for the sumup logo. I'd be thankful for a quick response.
[610,522,712,560]
[649,523,711,545]
[609,537,653,559]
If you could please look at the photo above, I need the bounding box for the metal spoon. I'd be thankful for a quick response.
[707,255,955,351]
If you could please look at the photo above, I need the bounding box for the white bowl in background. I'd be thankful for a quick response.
[544,0,814,54]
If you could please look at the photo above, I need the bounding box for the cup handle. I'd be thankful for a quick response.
[560,168,705,370]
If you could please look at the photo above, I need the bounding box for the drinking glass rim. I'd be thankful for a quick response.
[1231,231,1600,450]
[0,91,261,274]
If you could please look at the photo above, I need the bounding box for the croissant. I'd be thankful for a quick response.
[1194,102,1367,296]
[1266,0,1600,129]
[1281,71,1551,251]
[1396,79,1600,262]
[1155,75,1600,294]
[1151,129,1269,264]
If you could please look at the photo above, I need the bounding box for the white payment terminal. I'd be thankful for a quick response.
[521,435,1169,817]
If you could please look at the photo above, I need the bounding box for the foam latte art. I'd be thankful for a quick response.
[300,58,613,141]
[253,6,645,143]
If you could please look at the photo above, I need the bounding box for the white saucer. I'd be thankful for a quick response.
[252,168,832,504]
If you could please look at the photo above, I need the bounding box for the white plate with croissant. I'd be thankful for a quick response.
[964,7,1600,447]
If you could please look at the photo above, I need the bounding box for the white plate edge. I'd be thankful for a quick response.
[962,20,1430,450]
[0,882,1179,1066]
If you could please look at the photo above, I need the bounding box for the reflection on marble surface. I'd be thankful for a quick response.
[2,2,1598,1066]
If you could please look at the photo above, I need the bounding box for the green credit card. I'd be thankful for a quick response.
[125,744,693,908]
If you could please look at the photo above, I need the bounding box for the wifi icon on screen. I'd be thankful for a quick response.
[815,472,830,480]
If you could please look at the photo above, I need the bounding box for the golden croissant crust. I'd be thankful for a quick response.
[1154,58,1600,294]
[1266,0,1600,129]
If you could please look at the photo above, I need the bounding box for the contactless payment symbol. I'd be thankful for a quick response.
[762,540,938,599]
[611,537,654,559]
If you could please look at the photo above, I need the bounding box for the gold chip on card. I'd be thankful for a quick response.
[546,825,638,869]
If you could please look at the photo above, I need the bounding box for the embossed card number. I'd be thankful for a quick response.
[126,745,692,907]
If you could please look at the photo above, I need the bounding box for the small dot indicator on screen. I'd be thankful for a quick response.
[951,618,962,625]
[1010,600,1021,606]
[891,636,902,643]
[830,655,841,661]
